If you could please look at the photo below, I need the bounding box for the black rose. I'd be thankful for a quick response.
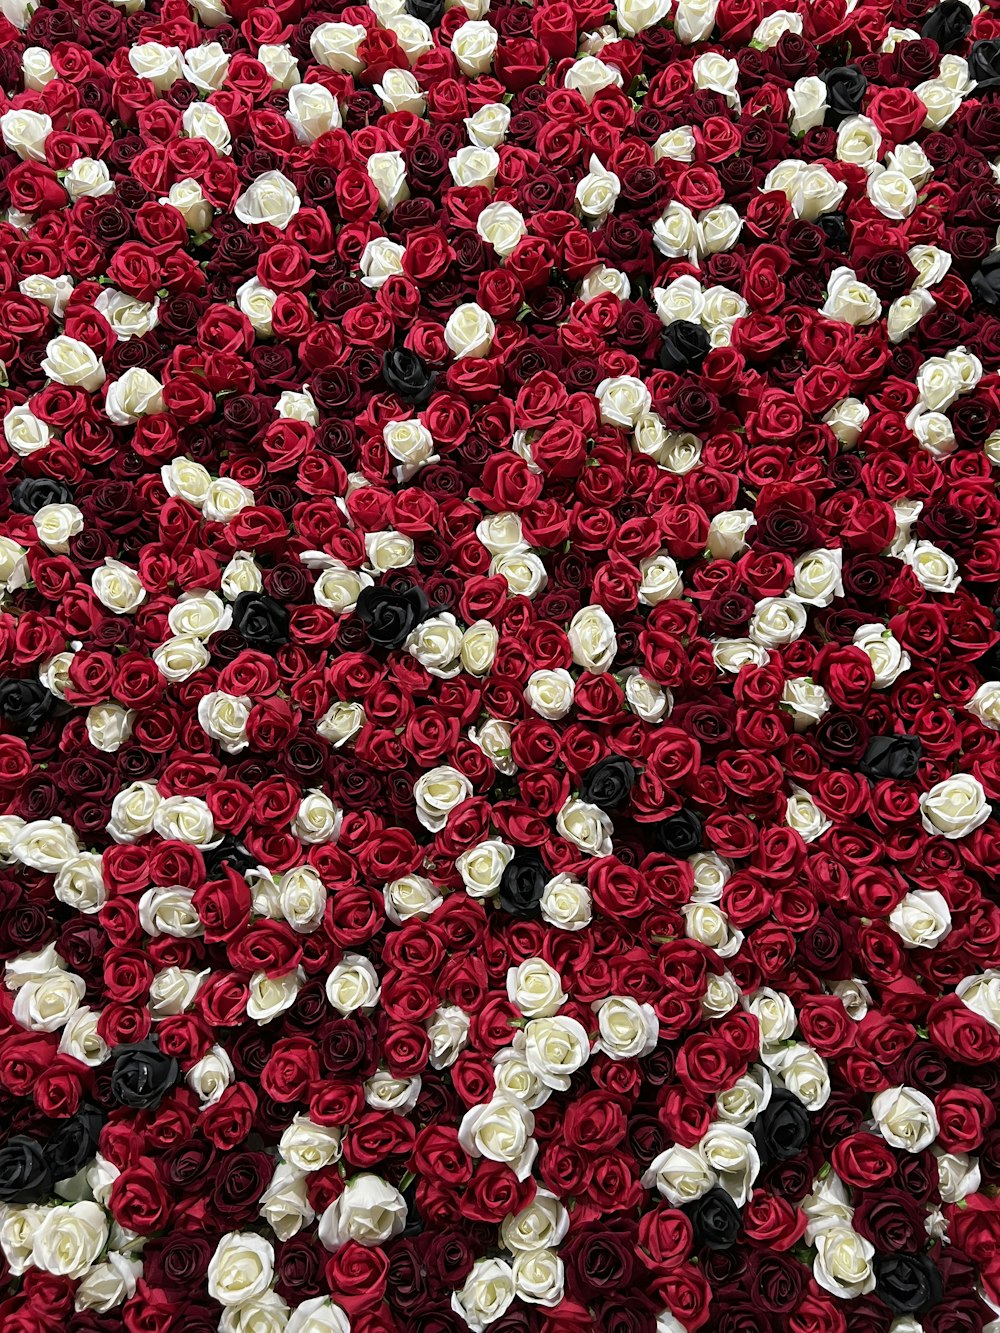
[110,1039,179,1110]
[659,320,711,373]
[405,0,444,22]
[684,1187,742,1250]
[44,1106,104,1181]
[655,807,703,856]
[972,254,1000,307]
[231,592,289,649]
[356,585,429,649]
[0,1137,52,1203]
[0,679,53,734]
[971,39,1000,89]
[754,1090,811,1162]
[580,756,636,811]
[818,211,849,251]
[861,735,922,781]
[875,1253,943,1314]
[823,66,867,123]
[498,852,547,916]
[921,0,973,50]
[204,836,257,878]
[10,478,74,514]
[382,348,437,405]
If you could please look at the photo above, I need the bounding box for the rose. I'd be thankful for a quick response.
[109,1039,179,1109]
[919,775,992,840]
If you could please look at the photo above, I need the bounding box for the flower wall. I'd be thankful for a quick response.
[1,0,1000,1330]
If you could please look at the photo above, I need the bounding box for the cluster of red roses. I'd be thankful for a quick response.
[1,0,1000,1328]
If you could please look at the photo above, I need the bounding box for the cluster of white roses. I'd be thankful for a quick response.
[206,1231,352,1332]
[0,1197,140,1313]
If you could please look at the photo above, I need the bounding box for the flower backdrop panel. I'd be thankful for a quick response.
[2,0,1000,1329]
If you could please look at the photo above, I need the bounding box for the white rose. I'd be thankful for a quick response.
[707,509,754,558]
[280,1116,342,1173]
[713,637,770,672]
[556,798,613,857]
[470,717,515,775]
[501,1189,569,1254]
[183,40,229,89]
[597,375,651,428]
[507,959,565,1018]
[148,966,206,1018]
[283,1298,351,1333]
[968,681,1000,730]
[889,889,951,948]
[86,703,134,753]
[258,43,299,89]
[836,114,882,166]
[105,367,163,425]
[717,1068,770,1126]
[187,1045,234,1104]
[162,179,212,232]
[41,336,105,391]
[204,477,255,523]
[247,969,301,1024]
[792,548,843,607]
[384,873,442,924]
[674,0,718,43]
[563,56,622,102]
[914,78,961,128]
[938,1151,981,1203]
[690,850,730,902]
[326,953,380,1014]
[4,405,51,457]
[285,82,342,143]
[313,561,372,614]
[367,149,409,211]
[653,200,701,260]
[654,126,697,161]
[580,265,630,301]
[310,22,366,72]
[374,67,425,114]
[525,668,574,720]
[428,1004,470,1069]
[278,865,327,933]
[317,700,365,746]
[593,995,659,1059]
[237,276,278,335]
[477,200,526,257]
[450,144,499,188]
[91,558,146,615]
[749,597,807,647]
[491,549,547,597]
[781,677,831,731]
[919,773,991,839]
[457,839,513,899]
[698,1123,760,1205]
[748,987,797,1048]
[318,1174,406,1251]
[853,623,910,687]
[768,1042,831,1110]
[259,1162,314,1241]
[753,7,801,45]
[568,604,617,671]
[182,101,231,154]
[518,1015,590,1092]
[95,289,159,341]
[575,155,620,220]
[444,302,495,358]
[785,790,831,843]
[540,874,592,931]
[0,106,51,158]
[513,1249,564,1308]
[639,553,683,605]
[868,166,916,219]
[916,356,962,411]
[813,1225,876,1299]
[624,670,671,722]
[108,781,160,843]
[207,1233,274,1306]
[465,102,511,148]
[53,852,106,915]
[789,75,827,133]
[413,765,472,832]
[872,1085,939,1152]
[902,538,960,593]
[31,1203,108,1279]
[452,1258,516,1332]
[13,971,85,1032]
[459,1095,537,1180]
[451,18,497,73]
[129,41,184,88]
[642,1144,716,1205]
[153,635,211,682]
[22,47,56,89]
[220,1291,289,1333]
[701,204,741,254]
[821,267,881,326]
[365,1070,421,1112]
[692,50,740,106]
[910,243,951,288]
[887,289,935,344]
[153,795,216,846]
[292,791,341,846]
[11,817,78,872]
[235,171,301,229]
